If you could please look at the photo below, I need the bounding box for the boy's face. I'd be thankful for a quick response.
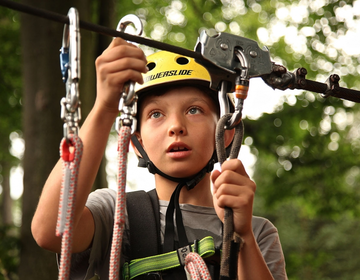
[136,86,218,178]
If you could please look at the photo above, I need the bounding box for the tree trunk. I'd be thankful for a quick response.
[0,162,13,225]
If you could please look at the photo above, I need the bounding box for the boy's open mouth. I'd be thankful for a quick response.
[170,146,189,152]
[167,143,191,153]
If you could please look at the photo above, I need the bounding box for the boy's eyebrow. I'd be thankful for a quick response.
[187,97,215,107]
[188,97,210,103]
[141,94,215,110]
[141,98,161,108]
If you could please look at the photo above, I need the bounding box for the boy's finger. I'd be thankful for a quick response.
[105,37,140,57]
[210,169,221,186]
[221,159,250,178]
[111,37,128,46]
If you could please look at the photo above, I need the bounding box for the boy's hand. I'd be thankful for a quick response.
[95,38,148,114]
[211,159,256,238]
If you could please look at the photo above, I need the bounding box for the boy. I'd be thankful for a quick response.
[31,38,287,280]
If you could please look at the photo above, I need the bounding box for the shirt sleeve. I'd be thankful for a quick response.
[252,216,288,280]
[68,188,117,280]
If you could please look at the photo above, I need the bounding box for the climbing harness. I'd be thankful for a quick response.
[122,235,216,280]
[56,7,83,280]
[109,14,143,280]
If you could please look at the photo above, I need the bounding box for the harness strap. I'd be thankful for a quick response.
[127,190,161,259]
[163,182,188,252]
[122,236,216,280]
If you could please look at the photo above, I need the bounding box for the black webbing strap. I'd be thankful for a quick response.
[126,189,161,259]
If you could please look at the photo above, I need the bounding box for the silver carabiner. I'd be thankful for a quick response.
[222,49,250,130]
[116,14,143,40]
[116,14,143,107]
[115,14,143,134]
[60,8,81,139]
[63,7,81,111]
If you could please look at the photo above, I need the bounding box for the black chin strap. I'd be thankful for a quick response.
[131,135,215,252]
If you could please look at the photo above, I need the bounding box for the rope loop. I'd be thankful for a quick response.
[184,252,212,280]
[57,134,83,280]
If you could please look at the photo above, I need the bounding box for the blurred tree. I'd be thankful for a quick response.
[0,4,22,226]
[0,5,22,280]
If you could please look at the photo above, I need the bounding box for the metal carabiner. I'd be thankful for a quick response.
[60,7,81,139]
[221,49,249,130]
[115,14,143,134]
[116,14,143,107]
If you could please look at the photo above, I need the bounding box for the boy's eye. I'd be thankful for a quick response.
[188,107,202,115]
[150,111,163,119]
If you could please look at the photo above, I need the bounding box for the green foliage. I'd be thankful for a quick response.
[0,225,20,280]
[266,203,360,280]
[248,94,360,218]
[1,0,360,278]
[0,7,22,280]
[0,7,22,165]
[247,91,360,277]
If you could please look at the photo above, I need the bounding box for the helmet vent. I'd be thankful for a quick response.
[147,62,156,71]
[176,57,189,65]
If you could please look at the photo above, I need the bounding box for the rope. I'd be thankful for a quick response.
[109,125,132,280]
[185,253,212,280]
[215,114,244,280]
[56,135,83,280]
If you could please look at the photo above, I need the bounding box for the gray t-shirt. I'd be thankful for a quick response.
[68,188,288,280]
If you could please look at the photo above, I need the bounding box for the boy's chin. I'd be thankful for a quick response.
[164,165,208,180]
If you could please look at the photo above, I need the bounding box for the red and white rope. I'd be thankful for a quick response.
[185,252,212,280]
[109,125,132,279]
[56,135,83,280]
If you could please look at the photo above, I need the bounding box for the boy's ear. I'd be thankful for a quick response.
[224,127,235,148]
[130,132,143,158]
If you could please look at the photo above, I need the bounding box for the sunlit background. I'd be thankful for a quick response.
[2,0,360,278]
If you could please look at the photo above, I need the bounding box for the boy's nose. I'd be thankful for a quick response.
[169,127,184,135]
[168,118,187,136]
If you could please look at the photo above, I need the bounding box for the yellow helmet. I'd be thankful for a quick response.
[135,51,212,95]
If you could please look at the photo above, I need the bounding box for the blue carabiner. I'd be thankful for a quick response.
[60,7,81,140]
[60,8,80,85]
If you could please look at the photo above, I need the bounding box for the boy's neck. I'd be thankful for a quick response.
[155,173,213,207]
